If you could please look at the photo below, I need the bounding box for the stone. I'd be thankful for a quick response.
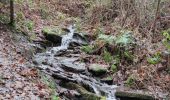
[88,64,109,76]
[60,58,86,72]
[100,76,113,85]
[42,27,67,44]
[70,33,89,46]
[115,90,155,100]
[63,82,104,100]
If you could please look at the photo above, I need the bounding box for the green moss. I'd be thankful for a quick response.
[89,64,108,75]
[42,27,67,36]
[40,73,59,100]
[111,64,117,73]
[115,91,155,100]
[94,66,107,73]
[64,82,103,100]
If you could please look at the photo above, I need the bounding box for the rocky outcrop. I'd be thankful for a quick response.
[63,82,105,100]
[42,27,67,44]
[115,90,155,100]
[88,64,109,76]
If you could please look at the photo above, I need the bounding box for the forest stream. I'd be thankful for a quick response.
[33,25,118,100]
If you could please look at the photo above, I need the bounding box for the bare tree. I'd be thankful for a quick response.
[9,0,14,25]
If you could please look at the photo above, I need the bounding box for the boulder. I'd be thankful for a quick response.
[71,33,89,46]
[115,90,155,100]
[42,27,67,44]
[88,64,109,76]
[100,76,113,85]
[63,82,105,100]
[60,58,86,72]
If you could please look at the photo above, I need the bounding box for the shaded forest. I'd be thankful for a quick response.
[0,0,170,100]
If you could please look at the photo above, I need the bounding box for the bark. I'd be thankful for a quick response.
[9,0,14,25]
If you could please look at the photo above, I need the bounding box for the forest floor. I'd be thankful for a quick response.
[0,0,170,99]
[0,24,51,100]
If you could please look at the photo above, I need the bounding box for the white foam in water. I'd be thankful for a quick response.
[49,25,75,53]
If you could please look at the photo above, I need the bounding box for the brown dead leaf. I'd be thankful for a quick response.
[20,68,38,77]
[19,58,25,64]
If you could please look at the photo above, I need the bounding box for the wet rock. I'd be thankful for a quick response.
[100,76,113,85]
[42,27,67,44]
[71,33,89,46]
[60,58,86,72]
[63,82,104,100]
[33,53,52,65]
[115,90,155,100]
[88,64,109,76]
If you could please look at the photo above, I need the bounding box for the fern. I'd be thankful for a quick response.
[147,53,161,64]
[114,31,134,46]
[97,34,115,44]
[162,29,170,51]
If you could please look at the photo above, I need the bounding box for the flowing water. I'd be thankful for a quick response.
[35,25,118,100]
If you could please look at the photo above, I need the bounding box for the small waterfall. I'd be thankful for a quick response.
[37,25,118,100]
[50,25,75,53]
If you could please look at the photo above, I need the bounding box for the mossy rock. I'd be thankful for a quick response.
[115,90,155,100]
[100,76,113,85]
[42,27,67,44]
[88,64,109,76]
[63,82,105,100]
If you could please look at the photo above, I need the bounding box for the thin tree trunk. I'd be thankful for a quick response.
[10,0,14,25]
[152,0,161,34]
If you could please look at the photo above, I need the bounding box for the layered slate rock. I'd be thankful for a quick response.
[62,82,105,100]
[60,58,86,72]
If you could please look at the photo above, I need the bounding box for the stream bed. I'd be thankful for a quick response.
[33,25,155,100]
[34,25,118,100]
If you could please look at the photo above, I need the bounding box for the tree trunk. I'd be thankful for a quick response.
[9,0,14,25]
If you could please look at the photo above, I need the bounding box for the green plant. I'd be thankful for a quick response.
[147,52,161,64]
[114,30,134,47]
[162,29,170,51]
[124,51,134,61]
[97,34,115,44]
[25,20,34,31]
[113,55,120,65]
[41,73,60,99]
[16,12,25,21]
[81,45,94,53]
[51,95,59,100]
[111,64,117,73]
[0,14,9,23]
[102,48,113,63]
[125,75,135,86]
[39,1,50,20]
